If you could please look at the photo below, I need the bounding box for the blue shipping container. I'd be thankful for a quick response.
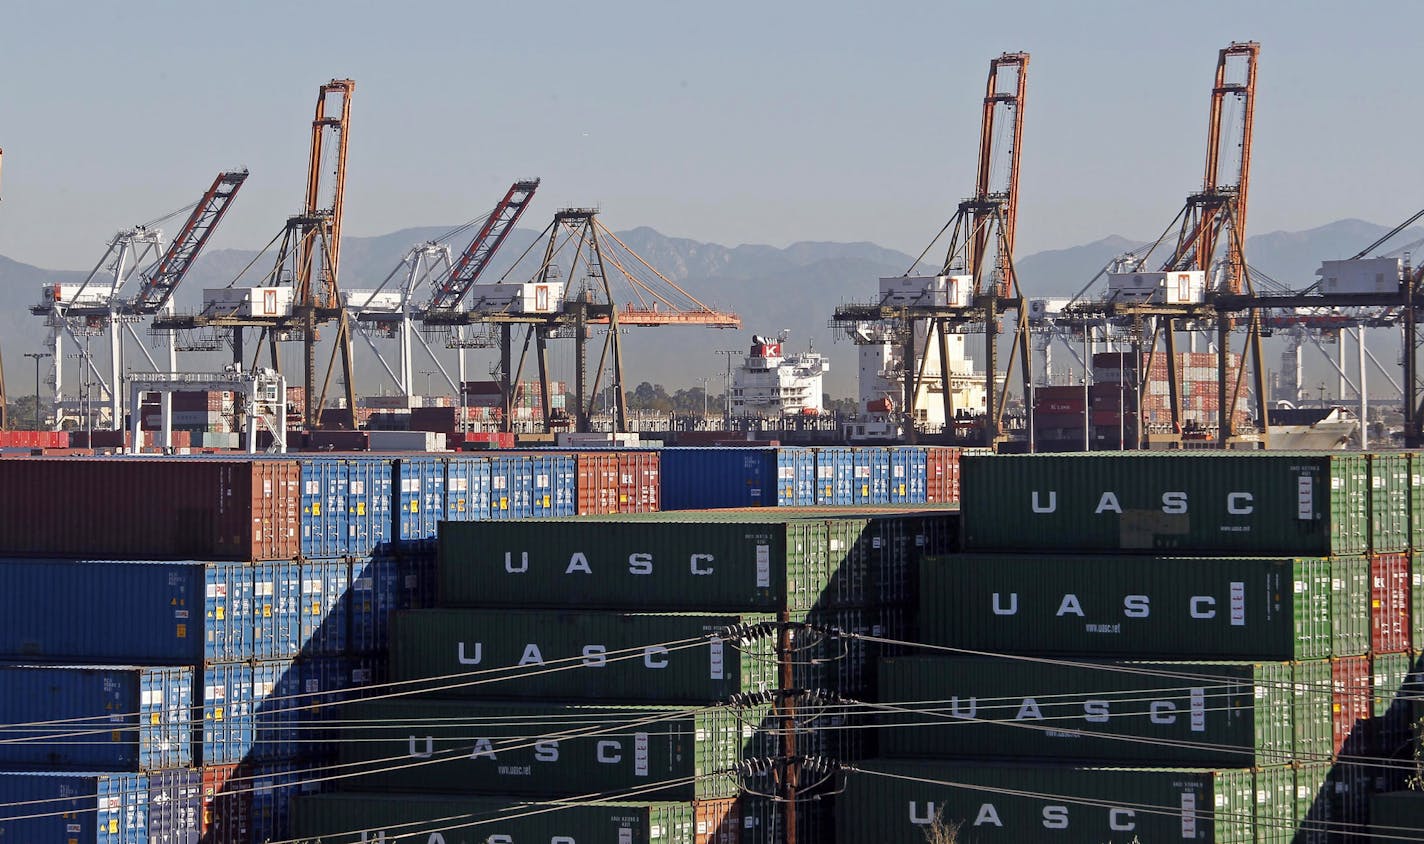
[299,559,349,656]
[349,555,399,653]
[395,457,445,541]
[146,767,202,844]
[889,447,928,504]
[531,454,577,517]
[0,665,192,771]
[444,456,492,522]
[396,540,439,609]
[0,771,149,843]
[252,660,301,760]
[250,761,322,844]
[299,457,346,559]
[852,447,891,505]
[345,457,394,556]
[0,559,237,664]
[253,561,301,660]
[815,447,855,505]
[297,655,383,758]
[776,447,816,506]
[659,447,779,509]
[490,456,535,519]
[201,663,254,766]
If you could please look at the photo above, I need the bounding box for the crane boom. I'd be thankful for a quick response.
[965,52,1028,294]
[132,170,249,313]
[429,179,541,311]
[296,79,354,311]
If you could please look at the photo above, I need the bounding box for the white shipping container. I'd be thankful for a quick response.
[1316,257,1402,295]
[203,287,294,317]
[368,430,447,452]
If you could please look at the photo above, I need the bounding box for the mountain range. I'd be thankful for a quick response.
[0,218,1417,399]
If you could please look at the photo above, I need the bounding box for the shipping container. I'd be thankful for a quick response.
[294,655,382,759]
[444,454,493,522]
[924,447,961,505]
[1415,552,1424,649]
[248,760,321,844]
[877,655,1304,767]
[252,560,301,660]
[852,446,892,505]
[201,663,254,766]
[436,511,957,612]
[1373,551,1412,653]
[0,771,149,843]
[617,450,661,513]
[344,456,394,555]
[1371,651,1417,763]
[814,446,854,506]
[775,446,815,506]
[1371,790,1424,842]
[395,539,440,610]
[348,555,399,653]
[835,759,1263,843]
[490,455,535,519]
[250,660,300,761]
[0,457,300,560]
[1412,453,1424,551]
[394,456,446,541]
[1331,555,1372,659]
[299,558,349,656]
[292,792,741,844]
[369,430,446,451]
[298,456,345,558]
[920,554,1348,660]
[661,447,779,509]
[336,698,766,800]
[530,453,577,517]
[1331,655,1371,756]
[960,452,1370,555]
[0,559,252,664]
[576,451,621,514]
[201,763,251,843]
[388,608,778,703]
[1292,658,1334,770]
[889,446,927,504]
[1294,761,1334,844]
[1370,452,1411,553]
[146,767,202,844]
[0,664,192,771]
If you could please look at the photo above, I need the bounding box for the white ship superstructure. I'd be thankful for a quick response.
[730,333,828,417]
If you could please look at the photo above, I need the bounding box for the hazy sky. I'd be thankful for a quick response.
[1,1,1419,270]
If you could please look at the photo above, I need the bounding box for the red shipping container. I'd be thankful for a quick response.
[1372,552,1412,653]
[202,763,251,844]
[1331,655,1371,756]
[617,450,661,513]
[1034,385,1087,402]
[925,447,961,505]
[575,452,620,515]
[0,457,300,560]
[696,796,741,844]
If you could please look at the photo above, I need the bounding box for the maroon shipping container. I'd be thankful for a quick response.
[925,447,960,505]
[617,450,661,513]
[0,457,300,560]
[1372,552,1411,653]
[202,763,251,843]
[1034,385,1086,402]
[306,430,369,451]
[409,406,459,434]
[576,452,620,515]
[1332,655,1371,755]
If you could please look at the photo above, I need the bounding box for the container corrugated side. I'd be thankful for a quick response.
[349,555,399,653]
[0,665,192,771]
[814,446,854,506]
[250,659,300,761]
[924,446,961,505]
[775,447,816,506]
[299,456,345,558]
[921,554,1342,660]
[1415,551,1424,649]
[575,451,620,514]
[336,698,764,800]
[394,456,445,541]
[291,792,739,843]
[253,560,300,660]
[889,446,927,504]
[344,456,393,555]
[617,450,661,512]
[200,663,253,766]
[1331,655,1371,757]
[1331,555,1371,658]
[852,446,891,505]
[490,455,535,519]
[835,759,1258,843]
[200,763,250,844]
[0,771,149,843]
[1371,790,1424,841]
[249,760,321,844]
[660,447,778,509]
[960,452,1369,555]
[298,558,348,656]
[388,608,777,703]
[444,455,493,522]
[1411,452,1424,551]
[1370,651,1417,763]
[1294,761,1334,844]
[0,559,216,664]
[1370,452,1410,553]
[1372,551,1412,653]
[146,767,202,844]
[0,457,301,560]
[877,655,1298,767]
[295,655,383,759]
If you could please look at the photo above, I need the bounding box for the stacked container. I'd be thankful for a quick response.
[834,451,1419,843]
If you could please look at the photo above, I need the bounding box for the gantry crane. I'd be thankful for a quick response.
[833,52,1033,446]
[423,208,740,433]
[1066,42,1262,448]
[31,170,247,430]
[157,79,358,430]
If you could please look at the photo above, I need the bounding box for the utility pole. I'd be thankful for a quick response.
[24,352,50,430]
[715,349,743,430]
[699,376,710,420]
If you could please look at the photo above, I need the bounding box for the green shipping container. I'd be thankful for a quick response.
[1331,555,1371,657]
[1291,659,1334,768]
[921,555,1346,660]
[1371,790,1424,842]
[1413,552,1424,648]
[291,792,738,843]
[960,453,1369,556]
[1293,762,1333,844]
[436,510,956,612]
[336,698,768,800]
[389,608,778,703]
[1410,453,1424,551]
[876,656,1301,767]
[834,759,1264,843]
[1370,453,1411,553]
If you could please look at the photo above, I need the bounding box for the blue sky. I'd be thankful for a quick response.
[0,1,1418,269]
